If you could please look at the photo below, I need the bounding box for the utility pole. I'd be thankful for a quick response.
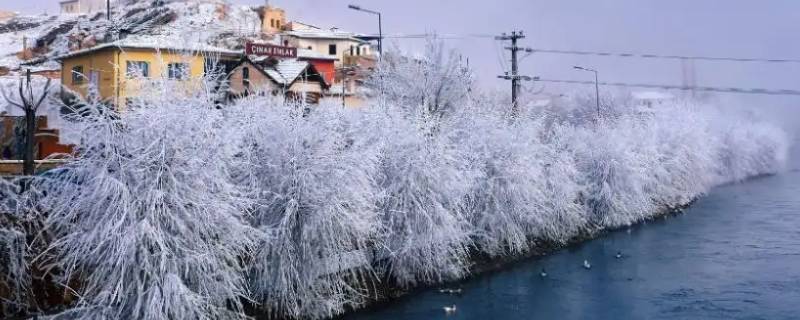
[107,0,111,20]
[573,66,600,119]
[496,31,535,118]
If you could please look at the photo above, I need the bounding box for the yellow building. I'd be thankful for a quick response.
[260,4,286,34]
[56,38,240,109]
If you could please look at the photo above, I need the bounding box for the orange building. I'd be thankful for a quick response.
[297,48,337,85]
[0,116,73,161]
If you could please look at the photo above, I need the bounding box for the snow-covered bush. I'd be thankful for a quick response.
[38,81,258,320]
[371,110,475,287]
[712,114,789,182]
[233,99,382,319]
[0,221,30,315]
[461,111,589,255]
[370,39,475,120]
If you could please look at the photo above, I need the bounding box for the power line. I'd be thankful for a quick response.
[530,48,800,64]
[370,33,496,39]
[370,32,800,64]
[536,78,800,96]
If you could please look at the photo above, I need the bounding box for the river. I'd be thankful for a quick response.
[344,144,800,320]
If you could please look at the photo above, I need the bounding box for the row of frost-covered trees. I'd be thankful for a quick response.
[0,42,790,319]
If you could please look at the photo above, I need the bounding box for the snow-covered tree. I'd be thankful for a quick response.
[232,99,382,319]
[39,80,258,320]
[370,39,474,121]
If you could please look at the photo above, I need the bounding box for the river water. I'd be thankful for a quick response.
[345,145,800,320]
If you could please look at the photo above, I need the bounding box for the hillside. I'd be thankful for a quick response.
[0,0,263,72]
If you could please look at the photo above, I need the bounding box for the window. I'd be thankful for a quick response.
[307,46,312,50]
[283,40,289,46]
[167,63,189,80]
[242,67,250,89]
[329,44,337,55]
[270,19,275,28]
[125,61,150,78]
[71,65,84,84]
[356,46,361,56]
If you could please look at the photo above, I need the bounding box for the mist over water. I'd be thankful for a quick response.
[344,143,800,320]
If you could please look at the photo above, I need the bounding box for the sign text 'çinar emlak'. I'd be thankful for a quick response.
[246,43,297,58]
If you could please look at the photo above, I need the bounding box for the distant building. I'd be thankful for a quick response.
[228,56,329,104]
[55,37,240,108]
[0,10,17,23]
[281,22,373,67]
[296,48,337,85]
[0,116,73,162]
[259,4,286,35]
[59,0,115,15]
[632,91,675,108]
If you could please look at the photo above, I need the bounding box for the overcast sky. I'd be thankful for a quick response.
[6,0,800,131]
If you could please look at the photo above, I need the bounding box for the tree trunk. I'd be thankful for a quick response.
[23,109,36,177]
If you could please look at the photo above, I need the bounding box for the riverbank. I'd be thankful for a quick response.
[331,203,694,320]
[341,167,800,320]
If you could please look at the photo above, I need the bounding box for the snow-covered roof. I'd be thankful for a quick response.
[283,30,367,43]
[54,35,241,60]
[262,59,310,85]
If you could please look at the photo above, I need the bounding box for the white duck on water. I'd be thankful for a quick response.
[583,260,592,269]
[443,305,457,314]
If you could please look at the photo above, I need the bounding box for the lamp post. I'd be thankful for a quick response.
[348,4,382,61]
[573,65,600,119]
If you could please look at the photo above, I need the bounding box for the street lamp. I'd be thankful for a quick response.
[348,4,382,61]
[573,65,600,119]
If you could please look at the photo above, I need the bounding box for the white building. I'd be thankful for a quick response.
[59,0,115,15]
[280,21,373,67]
[632,91,675,108]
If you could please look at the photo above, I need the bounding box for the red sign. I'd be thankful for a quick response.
[246,43,297,58]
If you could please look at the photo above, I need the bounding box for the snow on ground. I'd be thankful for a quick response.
[0,0,262,71]
[0,15,74,69]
